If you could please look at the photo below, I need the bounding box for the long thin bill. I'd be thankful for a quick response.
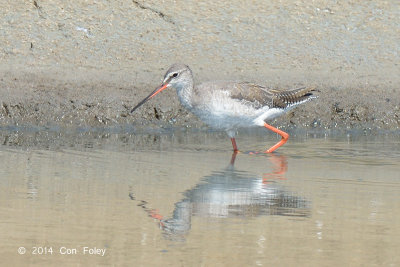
[131,83,168,113]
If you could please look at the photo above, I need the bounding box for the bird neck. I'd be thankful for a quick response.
[176,80,194,109]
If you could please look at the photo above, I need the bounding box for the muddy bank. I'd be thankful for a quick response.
[0,1,399,131]
[0,68,399,131]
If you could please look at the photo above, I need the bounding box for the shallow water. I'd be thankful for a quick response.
[0,129,399,266]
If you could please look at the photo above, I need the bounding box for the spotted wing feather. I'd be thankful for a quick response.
[229,82,274,109]
[230,83,316,109]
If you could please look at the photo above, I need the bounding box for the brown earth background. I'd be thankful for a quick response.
[1,1,399,131]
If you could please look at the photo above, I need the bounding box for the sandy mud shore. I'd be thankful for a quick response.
[1,1,399,131]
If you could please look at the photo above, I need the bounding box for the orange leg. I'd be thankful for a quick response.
[230,137,239,152]
[263,122,289,153]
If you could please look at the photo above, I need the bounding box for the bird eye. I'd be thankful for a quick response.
[172,73,178,78]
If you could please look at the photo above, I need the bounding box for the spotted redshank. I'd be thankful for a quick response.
[131,63,316,153]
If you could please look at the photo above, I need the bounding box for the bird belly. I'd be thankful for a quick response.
[191,104,286,130]
[190,104,263,130]
[188,90,287,131]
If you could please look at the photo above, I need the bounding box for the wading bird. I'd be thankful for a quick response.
[131,64,316,153]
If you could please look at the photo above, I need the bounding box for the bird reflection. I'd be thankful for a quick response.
[132,153,310,238]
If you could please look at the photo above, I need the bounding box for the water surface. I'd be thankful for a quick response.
[0,129,399,266]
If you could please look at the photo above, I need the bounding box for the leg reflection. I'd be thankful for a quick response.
[262,154,287,183]
[229,151,239,166]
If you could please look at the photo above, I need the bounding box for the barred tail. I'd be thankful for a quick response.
[273,87,317,109]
